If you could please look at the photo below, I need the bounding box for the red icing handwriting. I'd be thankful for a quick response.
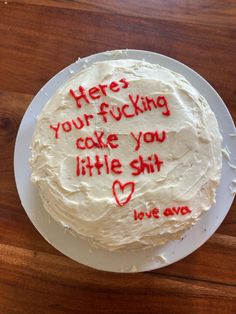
[75,154,163,177]
[130,130,166,151]
[130,154,163,175]
[69,78,129,109]
[97,94,170,124]
[49,77,174,213]
[76,155,123,177]
[133,206,191,220]
[76,131,119,150]
[134,208,160,220]
[112,180,135,207]
[49,114,94,139]
[163,206,192,216]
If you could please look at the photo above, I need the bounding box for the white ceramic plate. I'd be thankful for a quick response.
[14,49,236,273]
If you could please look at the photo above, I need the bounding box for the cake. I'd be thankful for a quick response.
[30,58,222,251]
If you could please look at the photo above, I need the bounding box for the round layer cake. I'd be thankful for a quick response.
[30,59,222,251]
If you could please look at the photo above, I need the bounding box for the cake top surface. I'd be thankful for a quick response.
[30,59,222,251]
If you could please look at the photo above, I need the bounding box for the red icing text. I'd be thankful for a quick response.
[130,130,166,151]
[134,206,192,220]
[69,78,129,108]
[47,76,175,209]
[49,114,94,139]
[76,155,122,177]
[76,131,119,150]
[97,94,170,124]
[75,153,163,177]
[163,206,192,216]
[130,153,163,175]
[134,208,160,220]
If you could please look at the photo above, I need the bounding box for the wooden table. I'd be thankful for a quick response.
[1,1,236,313]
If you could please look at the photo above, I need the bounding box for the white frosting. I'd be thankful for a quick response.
[221,148,230,161]
[30,59,222,251]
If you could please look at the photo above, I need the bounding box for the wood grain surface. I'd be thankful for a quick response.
[0,1,236,313]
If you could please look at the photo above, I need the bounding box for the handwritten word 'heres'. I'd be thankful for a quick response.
[69,78,129,108]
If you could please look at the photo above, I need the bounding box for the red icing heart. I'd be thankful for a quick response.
[112,180,135,207]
